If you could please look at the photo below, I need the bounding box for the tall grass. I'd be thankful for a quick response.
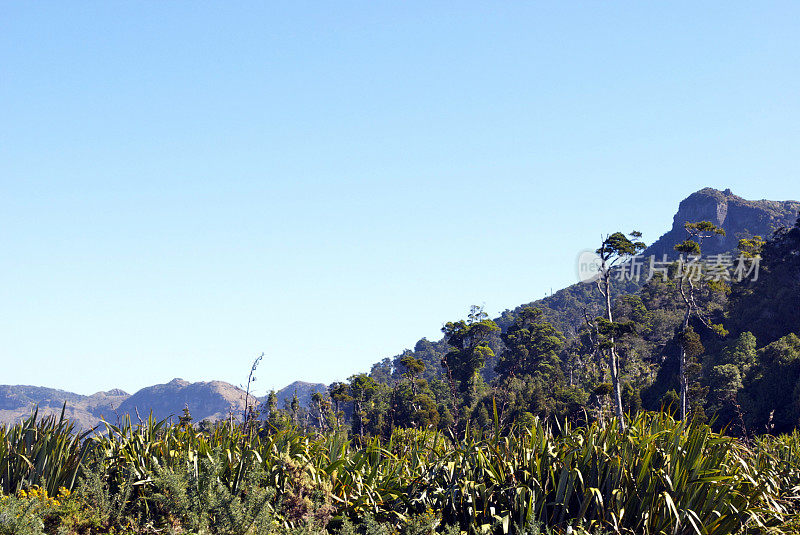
[2,409,799,534]
[294,413,796,533]
[0,406,93,496]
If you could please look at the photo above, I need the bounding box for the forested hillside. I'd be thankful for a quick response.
[266,188,800,440]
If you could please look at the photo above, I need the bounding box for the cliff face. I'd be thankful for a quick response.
[645,188,800,258]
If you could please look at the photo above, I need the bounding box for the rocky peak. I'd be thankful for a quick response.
[275,381,328,408]
[168,378,190,387]
[644,188,800,258]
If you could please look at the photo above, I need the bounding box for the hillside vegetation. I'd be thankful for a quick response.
[311,197,800,444]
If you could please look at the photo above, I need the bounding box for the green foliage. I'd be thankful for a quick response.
[729,215,800,346]
[674,239,701,255]
[0,494,50,535]
[497,307,564,380]
[348,374,379,438]
[441,312,500,390]
[324,213,800,448]
[147,450,277,534]
[737,235,765,258]
[680,326,704,359]
[717,331,757,370]
[740,333,800,434]
[683,221,726,242]
[0,406,92,496]
[439,306,501,433]
[596,231,646,261]
[2,410,800,534]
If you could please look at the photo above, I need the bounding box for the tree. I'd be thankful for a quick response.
[179,404,193,428]
[370,357,395,384]
[679,326,708,422]
[329,382,352,431]
[740,333,800,434]
[290,392,301,426]
[674,221,726,421]
[706,364,743,431]
[310,392,335,431]
[441,305,500,433]
[348,374,378,438]
[729,215,800,345]
[399,354,425,398]
[497,307,564,380]
[594,231,646,429]
[264,390,292,429]
[737,235,765,258]
[493,307,572,425]
[393,354,440,429]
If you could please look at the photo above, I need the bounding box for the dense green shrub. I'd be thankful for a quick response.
[0,408,92,496]
[1,411,799,534]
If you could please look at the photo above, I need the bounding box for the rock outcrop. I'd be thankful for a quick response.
[645,188,800,258]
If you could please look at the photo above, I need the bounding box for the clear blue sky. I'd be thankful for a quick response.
[1,2,798,396]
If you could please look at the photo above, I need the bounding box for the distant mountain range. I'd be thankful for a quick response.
[0,379,326,430]
[3,188,797,431]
